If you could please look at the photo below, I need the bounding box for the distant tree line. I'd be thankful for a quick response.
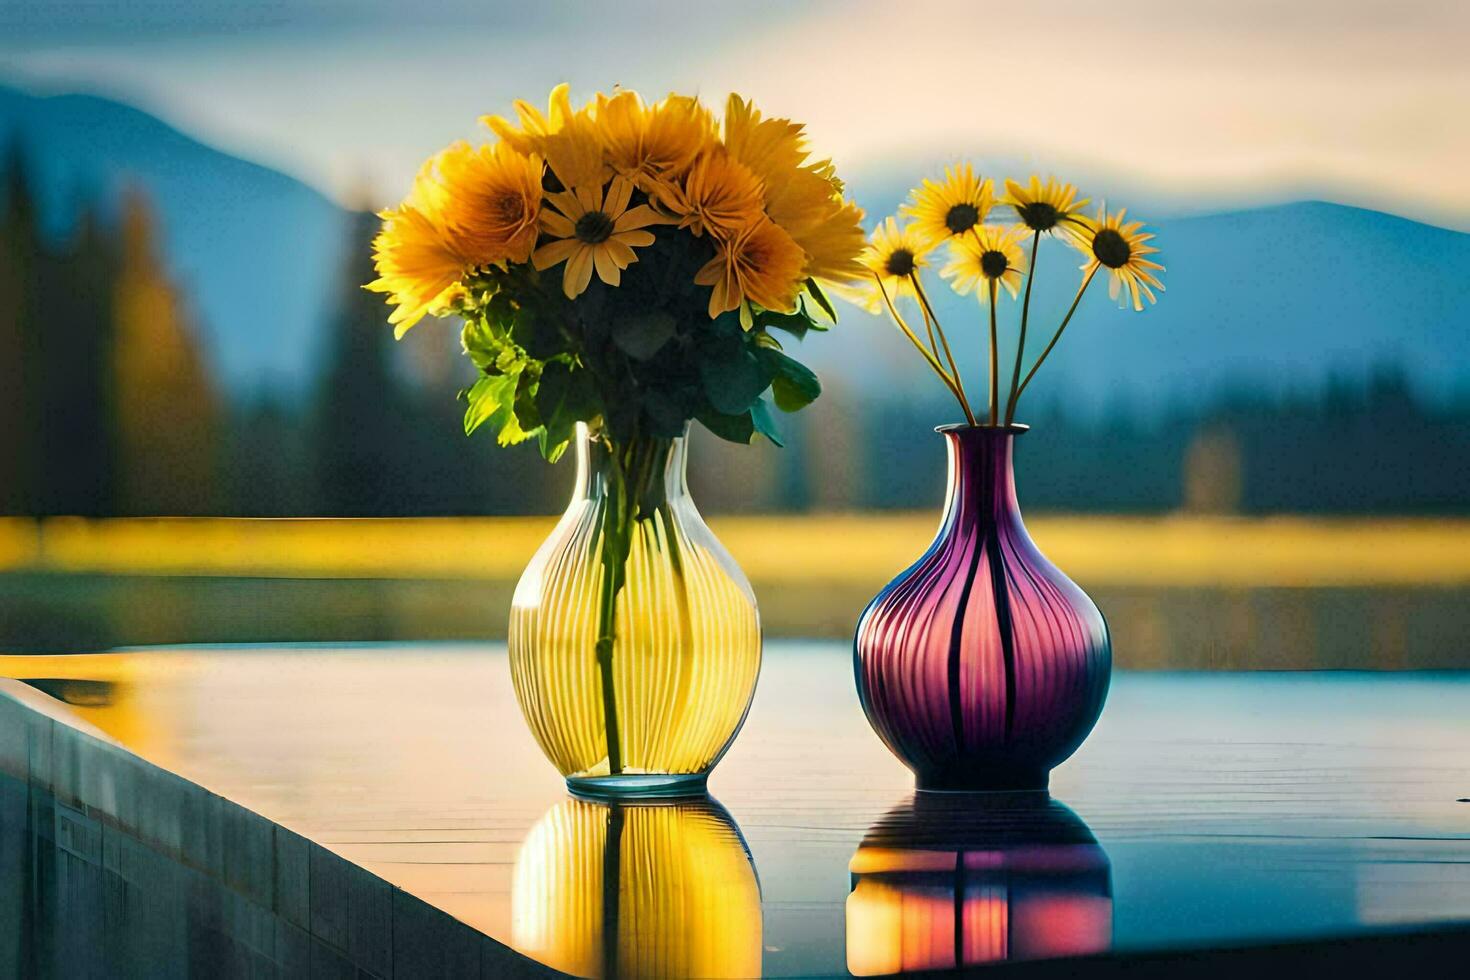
[1,144,1467,517]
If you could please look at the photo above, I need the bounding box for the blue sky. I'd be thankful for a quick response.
[3,0,1468,230]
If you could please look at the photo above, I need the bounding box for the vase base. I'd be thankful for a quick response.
[566,772,709,800]
[915,769,1049,793]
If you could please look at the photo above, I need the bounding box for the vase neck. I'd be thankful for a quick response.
[573,422,690,508]
[940,426,1022,530]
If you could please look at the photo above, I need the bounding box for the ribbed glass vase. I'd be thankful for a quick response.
[511,796,762,978]
[509,422,761,798]
[847,793,1112,973]
[853,424,1111,791]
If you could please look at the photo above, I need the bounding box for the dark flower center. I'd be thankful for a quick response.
[884,248,916,277]
[493,193,526,224]
[1017,201,1058,231]
[574,210,615,244]
[979,249,1009,279]
[945,203,980,234]
[1092,228,1131,269]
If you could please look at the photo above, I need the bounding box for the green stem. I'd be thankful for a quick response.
[594,445,631,776]
[911,275,977,427]
[593,432,675,777]
[988,280,999,426]
[1014,264,1100,408]
[874,273,974,425]
[1005,230,1041,425]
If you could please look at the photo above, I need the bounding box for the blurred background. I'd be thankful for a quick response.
[1,0,1466,664]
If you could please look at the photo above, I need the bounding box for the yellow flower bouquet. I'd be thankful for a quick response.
[368,84,864,457]
[368,86,865,794]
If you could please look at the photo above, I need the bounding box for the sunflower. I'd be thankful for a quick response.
[539,104,606,192]
[1072,207,1164,311]
[1002,175,1090,245]
[789,197,867,284]
[722,94,808,188]
[480,83,574,157]
[942,225,1027,303]
[839,217,931,313]
[658,149,765,239]
[597,90,715,201]
[720,94,865,284]
[694,216,806,322]
[532,176,663,299]
[367,200,470,337]
[903,164,994,250]
[426,141,543,265]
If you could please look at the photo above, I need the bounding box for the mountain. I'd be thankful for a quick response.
[2,83,1468,413]
[0,83,349,398]
[822,183,1470,416]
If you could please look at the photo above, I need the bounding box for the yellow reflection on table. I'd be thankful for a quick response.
[512,795,761,978]
[0,653,161,755]
[847,793,1111,975]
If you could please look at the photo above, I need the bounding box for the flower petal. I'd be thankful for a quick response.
[593,245,621,287]
[539,209,575,238]
[533,238,579,270]
[613,204,667,232]
[612,229,656,248]
[604,175,634,218]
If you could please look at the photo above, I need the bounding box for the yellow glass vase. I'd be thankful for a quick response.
[511,796,762,978]
[509,423,761,797]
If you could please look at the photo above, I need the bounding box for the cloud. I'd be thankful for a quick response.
[3,0,1465,227]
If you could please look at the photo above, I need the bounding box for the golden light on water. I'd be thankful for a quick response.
[511,797,762,978]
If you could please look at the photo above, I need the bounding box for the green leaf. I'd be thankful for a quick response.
[805,278,837,323]
[510,306,567,360]
[642,387,688,438]
[461,319,503,372]
[751,397,785,447]
[463,372,517,436]
[753,307,812,340]
[534,360,599,459]
[761,349,822,413]
[698,343,769,415]
[697,409,755,444]
[611,311,677,360]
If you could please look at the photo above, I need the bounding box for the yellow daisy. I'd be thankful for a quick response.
[694,216,806,321]
[532,176,662,299]
[659,150,765,239]
[1002,175,1090,245]
[597,90,715,198]
[1072,207,1165,311]
[841,217,931,313]
[480,83,575,157]
[903,164,994,250]
[942,225,1027,303]
[427,141,543,265]
[367,202,470,337]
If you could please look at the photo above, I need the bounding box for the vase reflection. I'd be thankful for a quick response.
[846,793,1111,975]
[511,795,762,978]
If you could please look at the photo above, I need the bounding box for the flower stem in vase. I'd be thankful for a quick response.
[595,452,632,776]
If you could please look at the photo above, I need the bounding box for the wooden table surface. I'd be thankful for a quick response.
[4,643,1468,976]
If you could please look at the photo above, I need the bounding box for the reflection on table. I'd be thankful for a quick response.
[847,792,1111,974]
[512,795,762,978]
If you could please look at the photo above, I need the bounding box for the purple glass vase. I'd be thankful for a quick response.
[854,425,1110,791]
